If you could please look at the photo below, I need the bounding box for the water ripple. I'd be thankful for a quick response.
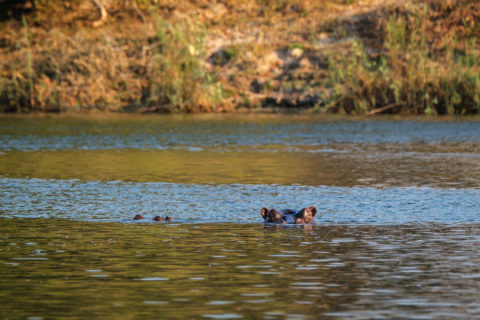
[0,178,479,224]
[2,117,480,151]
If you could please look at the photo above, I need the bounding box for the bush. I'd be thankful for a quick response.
[325,4,480,115]
[146,17,223,112]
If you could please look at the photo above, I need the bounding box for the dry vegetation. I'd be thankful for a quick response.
[0,0,479,114]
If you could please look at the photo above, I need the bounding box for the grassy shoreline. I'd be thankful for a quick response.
[0,0,479,115]
[2,111,480,123]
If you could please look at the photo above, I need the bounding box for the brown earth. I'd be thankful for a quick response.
[0,0,479,114]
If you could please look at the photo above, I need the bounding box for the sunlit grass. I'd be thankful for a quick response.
[146,17,223,112]
[0,0,479,114]
[324,4,480,115]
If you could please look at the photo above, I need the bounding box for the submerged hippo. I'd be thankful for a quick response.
[153,215,173,222]
[133,215,173,222]
[261,206,317,224]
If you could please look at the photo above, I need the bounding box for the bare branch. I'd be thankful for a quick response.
[124,0,146,23]
[91,0,108,27]
[367,102,405,115]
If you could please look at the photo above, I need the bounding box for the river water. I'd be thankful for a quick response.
[0,115,479,319]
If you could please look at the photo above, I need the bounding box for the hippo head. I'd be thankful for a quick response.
[261,206,317,224]
[153,216,173,222]
[260,208,286,224]
[295,206,317,224]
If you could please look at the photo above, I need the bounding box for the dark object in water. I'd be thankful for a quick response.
[133,215,173,221]
[152,215,173,222]
[261,206,317,224]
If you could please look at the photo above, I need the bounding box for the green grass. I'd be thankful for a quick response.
[0,16,34,112]
[324,7,480,115]
[23,15,35,110]
[0,15,63,112]
[146,17,223,112]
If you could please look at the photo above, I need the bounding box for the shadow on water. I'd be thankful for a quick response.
[1,114,480,150]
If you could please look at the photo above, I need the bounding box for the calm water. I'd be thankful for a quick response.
[1,115,480,319]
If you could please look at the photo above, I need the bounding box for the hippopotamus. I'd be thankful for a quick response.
[261,206,317,224]
[133,215,173,222]
[153,215,173,222]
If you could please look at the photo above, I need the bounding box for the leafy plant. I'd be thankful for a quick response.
[324,4,480,115]
[147,17,222,112]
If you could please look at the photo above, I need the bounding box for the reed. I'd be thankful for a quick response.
[22,15,36,110]
[147,17,222,112]
[0,16,36,112]
[325,4,480,115]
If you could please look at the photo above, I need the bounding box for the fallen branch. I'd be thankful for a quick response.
[367,102,405,115]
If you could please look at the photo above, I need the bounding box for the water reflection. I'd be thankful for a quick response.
[1,115,480,319]
[1,116,479,188]
[1,218,479,319]
[1,143,479,187]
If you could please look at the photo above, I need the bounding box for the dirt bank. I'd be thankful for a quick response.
[0,0,479,114]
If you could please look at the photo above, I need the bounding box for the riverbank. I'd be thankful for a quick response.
[0,0,479,114]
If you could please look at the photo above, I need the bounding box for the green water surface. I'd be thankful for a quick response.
[1,115,480,319]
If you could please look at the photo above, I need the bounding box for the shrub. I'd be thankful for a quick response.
[146,17,222,112]
[325,4,480,115]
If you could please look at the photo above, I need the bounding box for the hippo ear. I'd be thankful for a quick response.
[261,207,269,218]
[309,206,317,217]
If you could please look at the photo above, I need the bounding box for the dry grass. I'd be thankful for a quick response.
[145,17,223,112]
[0,0,479,114]
[323,0,480,114]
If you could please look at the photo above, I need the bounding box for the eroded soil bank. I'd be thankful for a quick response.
[0,0,479,114]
